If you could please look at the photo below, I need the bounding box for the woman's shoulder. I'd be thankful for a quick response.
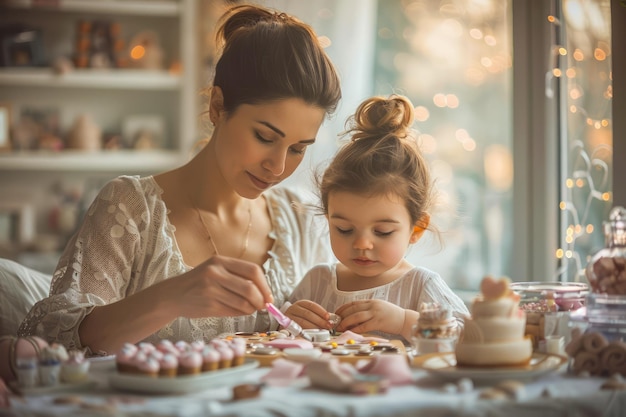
[95,175,161,201]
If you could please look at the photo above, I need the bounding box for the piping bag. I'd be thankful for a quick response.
[265,303,312,341]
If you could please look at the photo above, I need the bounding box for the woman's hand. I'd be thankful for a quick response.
[334,299,409,337]
[174,255,274,318]
[285,300,332,330]
[80,255,272,354]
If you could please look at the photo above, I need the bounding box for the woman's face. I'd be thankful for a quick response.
[327,191,417,278]
[213,98,326,198]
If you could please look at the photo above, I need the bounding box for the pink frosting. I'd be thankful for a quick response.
[191,340,206,352]
[202,347,220,363]
[175,340,191,353]
[229,341,246,357]
[210,339,229,349]
[136,357,159,373]
[116,344,138,365]
[149,350,164,361]
[156,340,176,353]
[217,346,234,361]
[159,353,178,370]
[262,338,314,350]
[179,351,202,369]
[138,342,156,354]
[132,351,148,365]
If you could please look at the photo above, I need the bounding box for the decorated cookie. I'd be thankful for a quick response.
[480,275,511,300]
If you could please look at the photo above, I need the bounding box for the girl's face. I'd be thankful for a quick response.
[327,191,419,278]
[213,97,326,199]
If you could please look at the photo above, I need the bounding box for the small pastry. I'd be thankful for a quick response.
[191,340,206,352]
[158,353,178,377]
[116,343,138,373]
[135,357,159,378]
[61,350,90,383]
[229,338,246,366]
[201,346,220,372]
[217,346,234,369]
[178,351,202,375]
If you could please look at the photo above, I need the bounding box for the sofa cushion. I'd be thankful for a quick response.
[0,258,52,336]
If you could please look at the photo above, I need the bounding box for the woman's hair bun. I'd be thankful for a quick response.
[218,5,294,46]
[348,95,415,142]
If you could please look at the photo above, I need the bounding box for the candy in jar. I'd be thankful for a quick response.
[585,206,626,295]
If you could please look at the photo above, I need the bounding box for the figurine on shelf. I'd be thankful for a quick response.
[66,114,101,151]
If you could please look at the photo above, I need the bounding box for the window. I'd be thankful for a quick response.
[203,0,614,291]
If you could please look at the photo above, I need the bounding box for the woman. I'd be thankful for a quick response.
[18,4,341,356]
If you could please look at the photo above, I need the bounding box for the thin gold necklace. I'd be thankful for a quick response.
[194,201,252,258]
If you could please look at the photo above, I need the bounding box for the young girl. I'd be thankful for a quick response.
[286,95,469,342]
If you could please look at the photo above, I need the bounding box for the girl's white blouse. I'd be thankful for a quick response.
[289,263,469,341]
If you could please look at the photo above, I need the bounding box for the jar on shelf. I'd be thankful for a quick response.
[585,206,626,295]
[511,281,589,351]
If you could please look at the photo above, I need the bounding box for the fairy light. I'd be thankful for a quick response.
[130,45,145,60]
[548,2,613,282]
[414,106,430,122]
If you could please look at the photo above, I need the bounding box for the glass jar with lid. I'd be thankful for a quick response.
[585,206,626,295]
[510,281,589,351]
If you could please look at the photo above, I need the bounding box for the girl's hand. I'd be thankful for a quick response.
[174,255,273,318]
[285,300,332,330]
[334,299,406,336]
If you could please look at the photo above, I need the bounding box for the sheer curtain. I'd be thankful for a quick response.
[261,0,379,191]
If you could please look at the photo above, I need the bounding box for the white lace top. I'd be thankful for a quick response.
[288,263,469,341]
[18,176,333,352]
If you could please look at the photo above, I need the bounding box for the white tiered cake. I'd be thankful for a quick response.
[455,276,533,367]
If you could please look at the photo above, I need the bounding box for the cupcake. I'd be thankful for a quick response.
[116,343,138,373]
[158,353,178,377]
[149,350,164,362]
[201,346,220,372]
[175,340,191,354]
[138,342,156,354]
[229,338,246,367]
[209,339,229,350]
[216,345,234,369]
[156,340,178,356]
[134,355,159,378]
[178,351,202,375]
[191,340,206,352]
[61,350,90,383]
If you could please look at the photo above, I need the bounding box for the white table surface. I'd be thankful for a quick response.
[6,356,626,417]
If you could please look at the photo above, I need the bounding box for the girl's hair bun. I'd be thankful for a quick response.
[348,95,415,142]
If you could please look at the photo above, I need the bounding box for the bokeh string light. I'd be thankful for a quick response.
[550,0,613,282]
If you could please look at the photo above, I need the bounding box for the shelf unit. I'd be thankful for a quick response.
[0,0,199,269]
[0,0,197,172]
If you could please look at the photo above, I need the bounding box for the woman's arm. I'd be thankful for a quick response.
[80,255,272,354]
